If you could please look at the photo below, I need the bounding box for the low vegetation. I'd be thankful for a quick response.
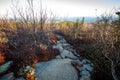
[0,0,120,80]
[0,0,59,79]
[54,12,120,80]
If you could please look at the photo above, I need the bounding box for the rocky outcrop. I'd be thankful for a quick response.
[35,34,93,80]
[35,59,78,80]
[15,77,25,80]
[0,61,13,75]
[0,72,14,80]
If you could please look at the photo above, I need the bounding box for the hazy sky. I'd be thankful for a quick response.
[0,0,120,17]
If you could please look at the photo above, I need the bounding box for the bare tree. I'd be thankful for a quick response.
[98,28,119,80]
[95,11,120,80]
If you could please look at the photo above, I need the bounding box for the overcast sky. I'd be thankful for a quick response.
[0,0,120,17]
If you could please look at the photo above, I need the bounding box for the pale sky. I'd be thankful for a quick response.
[0,0,120,17]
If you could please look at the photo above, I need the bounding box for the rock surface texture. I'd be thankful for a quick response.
[0,61,13,75]
[0,72,14,80]
[35,34,93,80]
[36,59,78,80]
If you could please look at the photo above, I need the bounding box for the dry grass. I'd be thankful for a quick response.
[52,18,120,80]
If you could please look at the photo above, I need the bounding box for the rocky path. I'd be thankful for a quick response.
[35,34,93,80]
[0,34,93,80]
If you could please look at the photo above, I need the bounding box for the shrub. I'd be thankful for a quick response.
[0,53,5,65]
[0,42,9,65]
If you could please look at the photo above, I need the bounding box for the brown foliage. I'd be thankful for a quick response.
[48,34,58,45]
[0,42,9,65]
[39,47,60,61]
[0,53,5,65]
[26,71,35,80]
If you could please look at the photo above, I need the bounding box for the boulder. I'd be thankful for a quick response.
[35,59,78,80]
[79,66,86,72]
[15,77,25,80]
[0,72,14,80]
[71,60,83,67]
[83,64,93,72]
[61,43,70,47]
[80,76,90,80]
[52,44,64,52]
[81,59,91,64]
[56,35,62,40]
[80,70,90,77]
[61,50,78,59]
[59,39,66,43]
[0,61,13,75]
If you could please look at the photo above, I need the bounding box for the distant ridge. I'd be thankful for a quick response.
[61,17,117,22]
[65,17,97,22]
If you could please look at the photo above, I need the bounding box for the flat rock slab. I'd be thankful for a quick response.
[61,50,78,59]
[0,61,13,75]
[0,72,14,80]
[15,77,25,80]
[35,59,78,80]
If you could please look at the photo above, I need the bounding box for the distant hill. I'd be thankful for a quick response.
[65,17,97,22]
[62,17,117,22]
